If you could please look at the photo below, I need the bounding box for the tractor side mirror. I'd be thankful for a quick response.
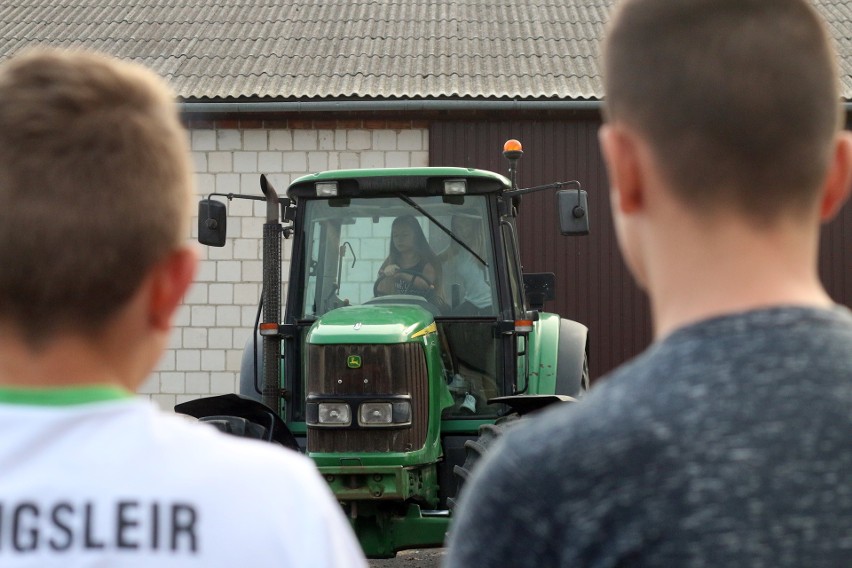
[557,190,589,236]
[198,199,227,247]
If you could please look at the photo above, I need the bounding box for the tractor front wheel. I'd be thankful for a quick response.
[448,414,522,509]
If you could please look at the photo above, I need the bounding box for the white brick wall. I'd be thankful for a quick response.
[139,127,429,411]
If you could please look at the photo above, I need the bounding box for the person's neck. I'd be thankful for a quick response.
[0,325,151,392]
[0,333,121,390]
[645,214,830,340]
[398,251,419,266]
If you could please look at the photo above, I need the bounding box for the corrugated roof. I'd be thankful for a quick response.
[1,0,851,101]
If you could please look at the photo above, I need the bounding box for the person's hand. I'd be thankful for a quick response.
[382,264,399,277]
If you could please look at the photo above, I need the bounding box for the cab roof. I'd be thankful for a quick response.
[288,167,511,198]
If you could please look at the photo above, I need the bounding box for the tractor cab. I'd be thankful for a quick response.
[289,168,515,421]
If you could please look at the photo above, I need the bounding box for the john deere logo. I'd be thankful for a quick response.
[347,355,362,369]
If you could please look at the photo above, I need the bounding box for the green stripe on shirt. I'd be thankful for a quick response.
[0,385,133,406]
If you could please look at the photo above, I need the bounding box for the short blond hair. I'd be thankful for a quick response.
[0,49,193,343]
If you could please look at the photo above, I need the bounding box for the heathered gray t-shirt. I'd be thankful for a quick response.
[445,306,852,568]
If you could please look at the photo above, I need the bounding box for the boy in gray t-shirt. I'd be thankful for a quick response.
[447,306,852,567]
[445,0,852,566]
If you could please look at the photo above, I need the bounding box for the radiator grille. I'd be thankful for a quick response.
[307,343,429,453]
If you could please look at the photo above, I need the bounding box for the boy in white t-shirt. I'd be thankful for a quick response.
[0,49,366,567]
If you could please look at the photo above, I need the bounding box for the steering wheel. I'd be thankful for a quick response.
[370,269,445,315]
[373,268,431,296]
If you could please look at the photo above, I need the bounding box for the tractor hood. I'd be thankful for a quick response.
[306,304,437,345]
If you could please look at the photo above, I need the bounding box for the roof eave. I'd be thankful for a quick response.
[178,98,852,114]
[178,98,604,114]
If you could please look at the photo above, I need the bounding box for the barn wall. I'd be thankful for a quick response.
[820,205,852,306]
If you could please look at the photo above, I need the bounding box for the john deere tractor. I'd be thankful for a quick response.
[177,141,590,557]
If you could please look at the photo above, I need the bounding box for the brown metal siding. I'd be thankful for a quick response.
[431,118,652,380]
[431,118,852,380]
[819,118,852,305]
[820,199,852,306]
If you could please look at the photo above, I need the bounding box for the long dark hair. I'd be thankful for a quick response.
[387,215,441,285]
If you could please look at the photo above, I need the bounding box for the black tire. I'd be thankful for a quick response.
[579,352,590,397]
[448,414,522,510]
[555,319,589,397]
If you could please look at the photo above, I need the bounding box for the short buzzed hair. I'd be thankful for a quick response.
[602,0,842,221]
[0,49,192,343]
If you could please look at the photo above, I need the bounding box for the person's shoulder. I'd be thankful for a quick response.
[664,305,852,342]
[655,305,852,373]
[149,407,335,513]
[140,402,314,472]
[767,304,852,337]
[136,407,368,566]
[493,344,685,475]
[495,376,645,462]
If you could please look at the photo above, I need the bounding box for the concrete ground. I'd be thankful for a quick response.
[369,548,445,568]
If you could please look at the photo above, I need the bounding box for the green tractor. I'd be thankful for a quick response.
[176,141,590,557]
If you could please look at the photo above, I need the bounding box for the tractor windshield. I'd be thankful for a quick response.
[299,195,497,319]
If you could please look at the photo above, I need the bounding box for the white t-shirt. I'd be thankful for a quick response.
[0,387,367,567]
[443,251,492,310]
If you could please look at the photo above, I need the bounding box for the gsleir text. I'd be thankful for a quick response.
[0,500,198,554]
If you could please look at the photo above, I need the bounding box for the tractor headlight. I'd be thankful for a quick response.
[316,402,351,426]
[443,179,466,195]
[307,398,412,428]
[359,401,412,427]
[359,403,392,425]
[316,181,338,197]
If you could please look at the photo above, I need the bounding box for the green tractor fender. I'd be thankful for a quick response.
[524,312,589,398]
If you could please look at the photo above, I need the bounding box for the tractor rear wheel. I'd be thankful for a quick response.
[448,414,522,509]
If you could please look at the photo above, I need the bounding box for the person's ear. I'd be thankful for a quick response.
[598,123,645,214]
[819,131,852,222]
[148,246,198,332]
